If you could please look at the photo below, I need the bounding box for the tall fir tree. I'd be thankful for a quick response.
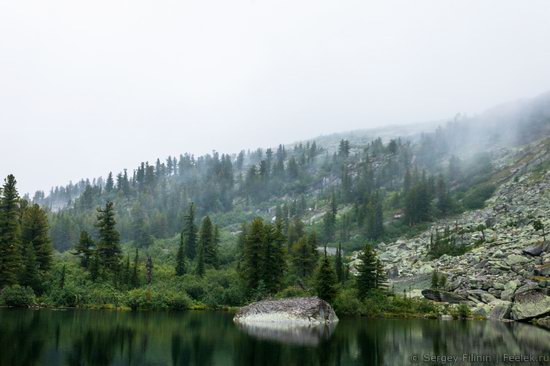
[375,258,388,291]
[175,232,186,276]
[19,241,41,292]
[198,216,217,268]
[0,175,22,287]
[291,232,318,279]
[21,204,52,273]
[335,242,344,283]
[356,244,378,299]
[131,248,140,288]
[315,248,338,303]
[262,220,287,294]
[240,218,265,294]
[73,230,94,269]
[96,201,122,276]
[182,203,198,260]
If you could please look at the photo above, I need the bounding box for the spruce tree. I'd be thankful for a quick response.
[131,248,139,288]
[291,233,318,279]
[240,218,265,293]
[96,201,122,276]
[335,243,344,283]
[73,230,94,269]
[322,192,337,243]
[356,244,377,299]
[59,264,66,289]
[195,244,205,277]
[182,203,198,260]
[19,241,41,292]
[198,216,217,268]
[146,255,153,284]
[90,252,100,282]
[316,249,338,303]
[262,220,286,294]
[375,258,388,291]
[175,232,186,276]
[0,174,22,287]
[21,204,52,273]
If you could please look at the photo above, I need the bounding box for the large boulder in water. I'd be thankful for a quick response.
[233,297,339,325]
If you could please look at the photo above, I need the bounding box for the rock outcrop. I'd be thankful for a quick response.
[233,297,339,325]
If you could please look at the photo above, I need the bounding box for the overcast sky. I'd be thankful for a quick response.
[1,0,550,195]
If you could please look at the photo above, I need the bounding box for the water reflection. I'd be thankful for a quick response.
[0,309,549,366]
[236,322,336,346]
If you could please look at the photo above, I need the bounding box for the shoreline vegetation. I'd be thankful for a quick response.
[1,126,549,328]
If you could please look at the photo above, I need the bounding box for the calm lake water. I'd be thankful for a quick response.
[1,308,549,366]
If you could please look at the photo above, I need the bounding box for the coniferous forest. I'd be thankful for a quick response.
[3,101,547,315]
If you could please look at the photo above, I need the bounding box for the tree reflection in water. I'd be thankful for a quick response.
[0,309,549,366]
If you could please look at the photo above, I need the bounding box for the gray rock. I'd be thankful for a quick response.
[510,290,550,320]
[501,280,520,301]
[534,264,550,277]
[522,243,547,256]
[487,301,512,320]
[233,297,339,325]
[421,289,467,304]
[506,254,529,266]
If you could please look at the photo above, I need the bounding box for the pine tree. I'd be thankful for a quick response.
[375,259,388,291]
[316,248,338,303]
[21,203,53,273]
[90,252,100,282]
[0,174,22,287]
[291,233,318,279]
[175,232,186,276]
[356,244,377,299]
[240,218,265,293]
[146,255,153,284]
[73,230,94,269]
[19,241,41,292]
[131,248,139,288]
[198,216,217,268]
[96,201,122,276]
[262,220,287,294]
[335,243,344,283]
[322,192,337,243]
[59,264,66,289]
[436,174,452,216]
[105,172,114,193]
[195,244,205,277]
[123,254,131,287]
[182,203,198,260]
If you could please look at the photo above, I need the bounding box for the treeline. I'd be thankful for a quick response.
[0,175,53,293]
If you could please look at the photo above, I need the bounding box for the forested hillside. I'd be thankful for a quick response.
[1,91,549,313]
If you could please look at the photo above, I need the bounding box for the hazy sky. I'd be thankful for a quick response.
[1,0,550,195]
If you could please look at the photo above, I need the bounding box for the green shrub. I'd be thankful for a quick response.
[462,183,496,209]
[47,285,85,307]
[1,285,36,308]
[86,284,125,307]
[126,288,152,310]
[165,291,192,310]
[451,304,471,319]
[126,288,192,311]
[333,288,364,315]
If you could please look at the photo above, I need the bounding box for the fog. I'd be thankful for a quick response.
[1,0,550,194]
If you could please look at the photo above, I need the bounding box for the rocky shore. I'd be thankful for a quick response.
[352,143,550,324]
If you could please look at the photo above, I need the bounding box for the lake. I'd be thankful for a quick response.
[0,308,549,365]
